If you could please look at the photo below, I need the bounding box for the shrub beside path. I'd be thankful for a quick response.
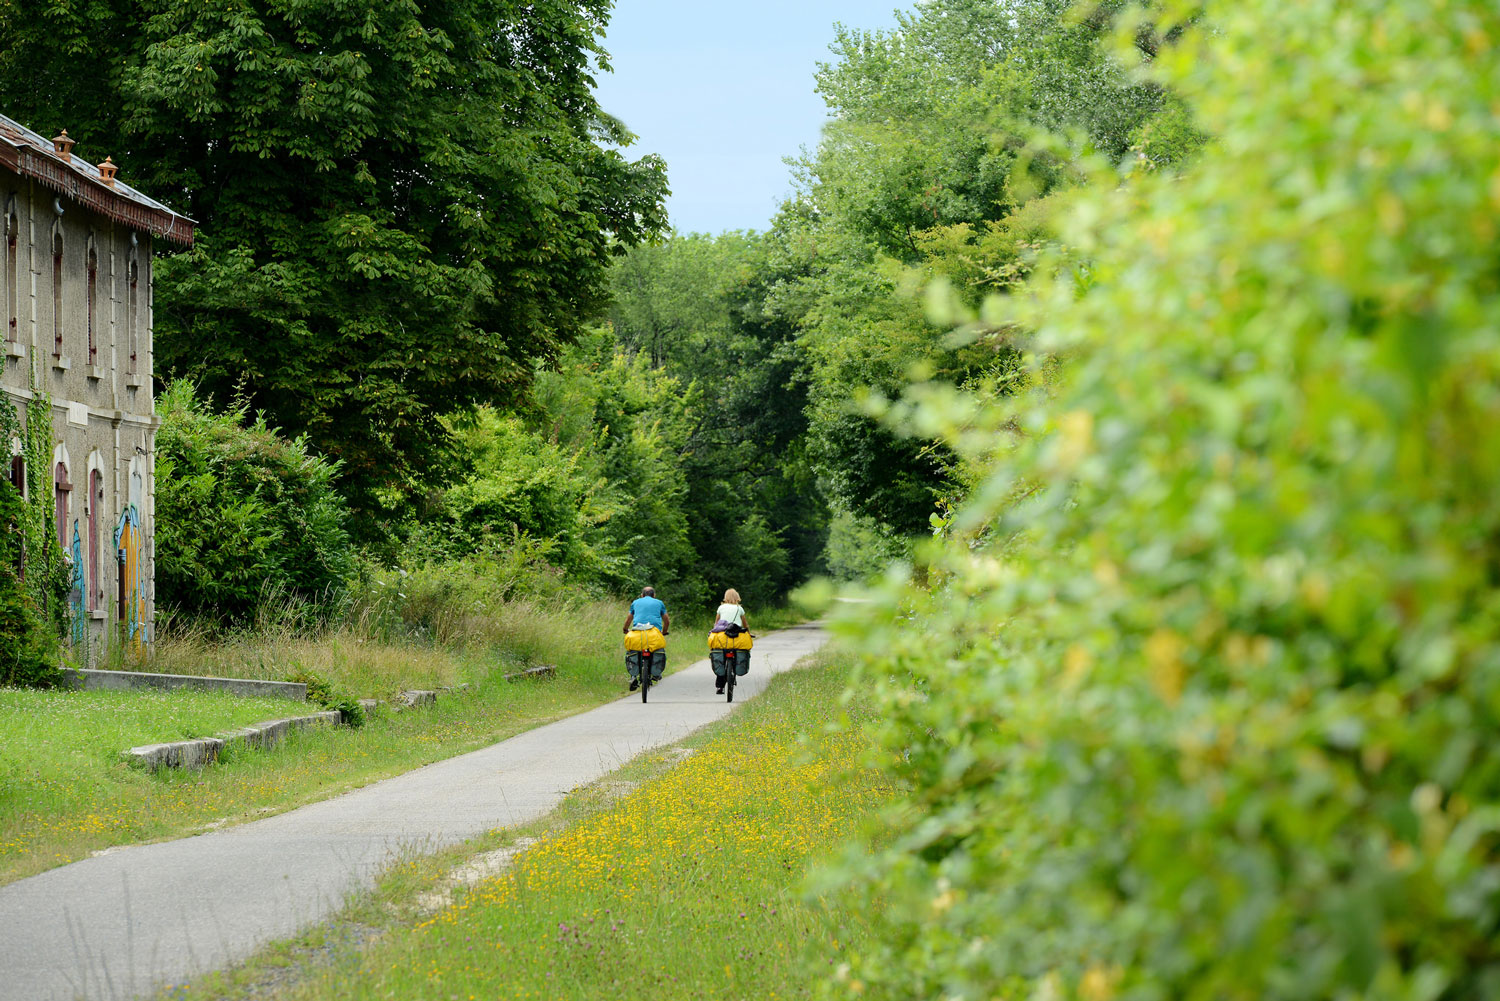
[0,624,829,1001]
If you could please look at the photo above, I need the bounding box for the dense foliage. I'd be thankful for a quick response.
[415,309,820,608]
[155,383,354,626]
[607,233,827,602]
[0,395,68,686]
[152,312,822,631]
[416,331,698,601]
[602,0,1198,563]
[0,0,667,522]
[777,0,1195,535]
[832,1,1500,999]
[0,483,61,687]
[598,0,1198,550]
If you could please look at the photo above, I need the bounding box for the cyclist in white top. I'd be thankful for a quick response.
[711,588,749,694]
[715,587,748,631]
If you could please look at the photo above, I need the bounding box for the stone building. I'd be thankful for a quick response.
[0,112,193,658]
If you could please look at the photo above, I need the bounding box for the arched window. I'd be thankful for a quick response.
[127,256,139,374]
[4,202,17,344]
[51,228,63,358]
[88,468,102,611]
[53,462,70,548]
[86,239,98,366]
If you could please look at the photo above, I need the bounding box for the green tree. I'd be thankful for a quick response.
[0,0,668,524]
[529,327,703,602]
[831,1,1500,998]
[607,233,830,604]
[608,232,755,371]
[771,0,1198,536]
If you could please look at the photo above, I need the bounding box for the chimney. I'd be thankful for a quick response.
[98,156,118,187]
[51,130,75,162]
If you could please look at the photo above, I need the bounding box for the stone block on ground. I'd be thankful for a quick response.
[503,665,556,682]
[123,738,225,771]
[234,712,342,751]
[122,712,342,771]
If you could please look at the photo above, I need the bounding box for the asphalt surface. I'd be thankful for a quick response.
[0,623,829,1001]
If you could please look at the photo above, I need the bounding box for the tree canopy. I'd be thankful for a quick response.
[606,232,828,604]
[759,0,1197,535]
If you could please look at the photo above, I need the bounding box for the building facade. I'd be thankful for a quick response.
[0,113,193,659]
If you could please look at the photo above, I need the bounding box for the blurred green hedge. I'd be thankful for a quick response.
[834,1,1500,999]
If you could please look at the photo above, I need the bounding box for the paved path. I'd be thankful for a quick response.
[0,623,829,1001]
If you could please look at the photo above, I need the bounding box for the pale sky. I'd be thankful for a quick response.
[592,0,904,236]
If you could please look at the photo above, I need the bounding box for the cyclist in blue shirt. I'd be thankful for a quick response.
[623,586,670,634]
[623,587,670,691]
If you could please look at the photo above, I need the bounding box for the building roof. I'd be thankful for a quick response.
[0,112,194,246]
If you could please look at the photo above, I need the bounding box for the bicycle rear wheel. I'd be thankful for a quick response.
[641,656,651,702]
[726,651,736,702]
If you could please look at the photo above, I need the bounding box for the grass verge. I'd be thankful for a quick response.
[156,646,889,1001]
[1,626,613,886]
[0,687,305,869]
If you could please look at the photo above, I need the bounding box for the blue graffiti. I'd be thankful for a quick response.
[69,520,86,646]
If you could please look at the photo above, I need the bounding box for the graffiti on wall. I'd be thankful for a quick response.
[115,505,147,649]
[69,520,86,647]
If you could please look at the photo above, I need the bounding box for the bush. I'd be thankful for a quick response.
[155,383,355,627]
[441,413,586,555]
[834,2,1500,1000]
[350,534,574,646]
[288,668,364,728]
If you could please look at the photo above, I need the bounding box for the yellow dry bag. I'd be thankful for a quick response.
[707,629,752,651]
[624,627,666,653]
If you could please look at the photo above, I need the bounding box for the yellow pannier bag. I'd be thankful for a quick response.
[707,629,753,651]
[624,627,666,653]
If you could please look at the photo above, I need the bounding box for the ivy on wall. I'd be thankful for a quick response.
[0,388,70,686]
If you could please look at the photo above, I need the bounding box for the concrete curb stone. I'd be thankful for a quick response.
[122,711,343,772]
[117,675,471,771]
[122,738,227,771]
[502,665,555,682]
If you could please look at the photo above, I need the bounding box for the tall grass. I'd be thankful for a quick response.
[138,594,629,699]
[125,552,795,699]
[121,553,651,698]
